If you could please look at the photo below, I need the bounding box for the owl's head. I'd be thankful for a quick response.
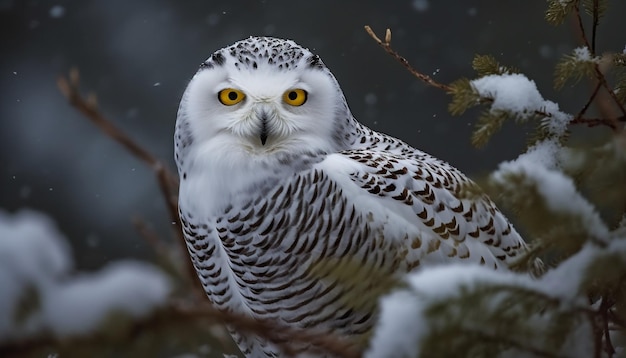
[175,37,356,172]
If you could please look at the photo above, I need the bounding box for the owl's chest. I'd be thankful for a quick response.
[183,169,397,310]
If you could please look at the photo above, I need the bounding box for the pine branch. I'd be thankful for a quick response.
[364,26,452,92]
[472,54,519,76]
[545,0,576,26]
[56,69,203,296]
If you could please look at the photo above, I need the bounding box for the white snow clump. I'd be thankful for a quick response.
[0,209,171,342]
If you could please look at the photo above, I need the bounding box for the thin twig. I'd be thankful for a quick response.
[58,70,176,180]
[577,81,603,119]
[591,0,599,55]
[571,2,626,128]
[573,3,591,50]
[570,115,624,129]
[594,65,626,117]
[364,26,452,92]
[600,297,616,358]
[57,69,202,295]
[133,216,169,255]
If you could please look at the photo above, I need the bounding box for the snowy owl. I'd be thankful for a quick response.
[175,37,527,357]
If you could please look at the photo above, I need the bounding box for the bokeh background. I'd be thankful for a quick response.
[1,0,624,270]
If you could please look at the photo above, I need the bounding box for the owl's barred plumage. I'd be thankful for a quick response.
[175,36,527,357]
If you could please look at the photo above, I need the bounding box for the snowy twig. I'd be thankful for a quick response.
[57,69,202,295]
[364,25,453,92]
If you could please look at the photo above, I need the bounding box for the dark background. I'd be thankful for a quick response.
[1,0,623,269]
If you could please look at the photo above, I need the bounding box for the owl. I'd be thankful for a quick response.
[175,36,527,357]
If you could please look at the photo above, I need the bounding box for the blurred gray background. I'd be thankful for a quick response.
[1,0,624,269]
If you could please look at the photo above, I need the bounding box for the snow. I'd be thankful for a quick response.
[0,209,172,342]
[471,74,544,117]
[572,46,596,62]
[365,265,536,358]
[0,210,71,340]
[365,289,425,358]
[491,140,609,241]
[470,73,571,137]
[43,261,170,337]
[471,72,607,238]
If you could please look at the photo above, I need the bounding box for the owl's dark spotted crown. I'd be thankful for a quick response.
[200,36,324,71]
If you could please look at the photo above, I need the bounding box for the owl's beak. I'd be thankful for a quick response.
[257,108,269,146]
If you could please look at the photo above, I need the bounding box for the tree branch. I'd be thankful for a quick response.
[591,0,599,55]
[0,301,361,358]
[573,2,592,51]
[364,26,452,92]
[57,69,202,296]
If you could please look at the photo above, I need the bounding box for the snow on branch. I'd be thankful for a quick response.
[491,141,610,242]
[367,236,626,358]
[0,210,360,357]
[471,73,570,129]
[0,209,172,342]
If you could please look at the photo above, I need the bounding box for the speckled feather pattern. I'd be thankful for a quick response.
[175,37,527,357]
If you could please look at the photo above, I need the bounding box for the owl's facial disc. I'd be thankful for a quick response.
[179,36,347,160]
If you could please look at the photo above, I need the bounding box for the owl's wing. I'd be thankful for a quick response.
[313,148,526,271]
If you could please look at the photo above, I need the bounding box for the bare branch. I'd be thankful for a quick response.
[570,115,623,129]
[364,26,452,92]
[576,81,603,119]
[573,3,592,51]
[57,69,202,296]
[591,0,599,55]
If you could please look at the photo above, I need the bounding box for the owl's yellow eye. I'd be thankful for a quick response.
[283,89,307,106]
[218,88,246,106]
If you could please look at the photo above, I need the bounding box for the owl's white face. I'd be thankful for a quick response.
[176,37,352,170]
